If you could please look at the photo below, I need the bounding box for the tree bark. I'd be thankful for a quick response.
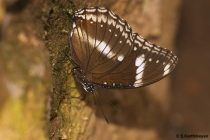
[45,1,97,140]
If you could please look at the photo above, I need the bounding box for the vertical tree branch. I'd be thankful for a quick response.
[45,1,97,140]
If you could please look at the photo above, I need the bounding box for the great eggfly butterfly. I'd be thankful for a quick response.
[70,7,178,93]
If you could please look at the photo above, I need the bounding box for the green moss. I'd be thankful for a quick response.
[0,98,27,139]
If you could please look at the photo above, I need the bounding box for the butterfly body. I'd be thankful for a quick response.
[70,7,178,93]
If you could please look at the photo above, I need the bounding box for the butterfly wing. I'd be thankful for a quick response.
[70,7,178,89]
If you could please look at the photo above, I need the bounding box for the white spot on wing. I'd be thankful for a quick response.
[152,46,161,54]
[135,55,145,67]
[95,40,115,58]
[163,64,170,76]
[134,39,142,48]
[98,8,107,13]
[136,63,145,77]
[108,18,116,26]
[98,14,107,23]
[143,42,152,51]
[126,40,132,45]
[117,55,124,61]
[80,28,116,59]
[133,80,143,87]
[86,8,97,12]
[137,35,145,42]
[86,14,97,22]
[122,32,128,38]
[109,11,117,19]
[134,55,146,87]
[76,14,85,19]
[116,24,123,32]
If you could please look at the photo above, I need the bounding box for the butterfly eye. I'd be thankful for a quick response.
[70,7,178,92]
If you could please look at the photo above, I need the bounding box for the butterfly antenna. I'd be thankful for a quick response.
[93,91,109,124]
[108,101,121,111]
[100,92,121,111]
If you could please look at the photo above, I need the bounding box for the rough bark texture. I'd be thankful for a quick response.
[0,0,181,140]
[44,1,96,140]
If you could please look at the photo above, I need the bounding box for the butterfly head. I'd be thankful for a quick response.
[83,84,94,93]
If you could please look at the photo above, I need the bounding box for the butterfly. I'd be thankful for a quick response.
[69,7,178,93]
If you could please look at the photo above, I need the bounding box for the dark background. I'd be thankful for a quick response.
[170,0,210,138]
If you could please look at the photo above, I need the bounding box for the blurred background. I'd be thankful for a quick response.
[170,0,210,138]
[0,0,210,140]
